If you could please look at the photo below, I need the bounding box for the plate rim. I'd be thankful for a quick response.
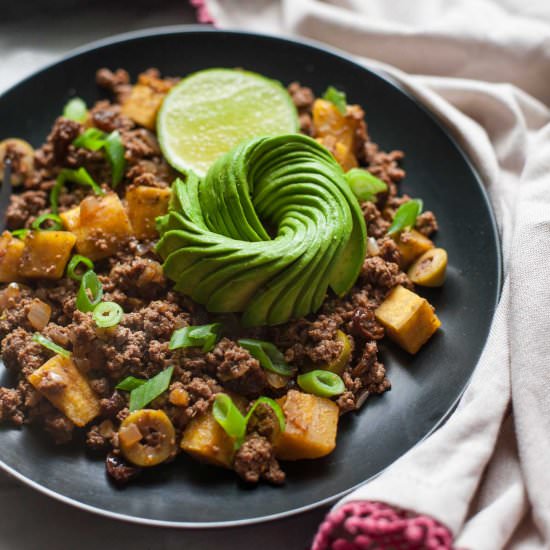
[0,24,503,529]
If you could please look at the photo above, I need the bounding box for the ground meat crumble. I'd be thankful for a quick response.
[0,70,438,486]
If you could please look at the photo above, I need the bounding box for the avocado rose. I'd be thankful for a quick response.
[156,134,366,326]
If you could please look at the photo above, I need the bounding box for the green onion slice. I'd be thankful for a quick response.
[169,323,222,353]
[50,167,104,214]
[297,369,346,398]
[31,213,63,231]
[92,301,123,328]
[387,199,424,236]
[76,270,103,313]
[66,255,94,281]
[73,128,107,151]
[104,131,126,187]
[115,376,146,391]
[32,333,71,358]
[322,85,347,115]
[72,129,126,187]
[237,339,295,377]
[128,366,174,411]
[244,397,286,434]
[63,97,88,123]
[213,394,287,449]
[11,229,29,239]
[345,168,387,202]
[212,394,247,443]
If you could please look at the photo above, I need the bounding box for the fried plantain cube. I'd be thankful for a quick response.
[274,390,339,460]
[395,229,434,268]
[18,231,76,279]
[375,285,441,354]
[180,409,235,468]
[0,231,25,283]
[75,193,133,260]
[28,355,101,427]
[59,206,81,232]
[126,185,171,239]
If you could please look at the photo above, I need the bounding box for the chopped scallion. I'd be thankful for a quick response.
[31,213,63,231]
[387,199,423,236]
[115,376,146,392]
[169,323,222,353]
[92,301,123,328]
[66,255,94,282]
[322,85,347,115]
[76,270,103,313]
[32,333,71,358]
[345,168,388,202]
[297,369,345,398]
[11,229,29,239]
[50,167,104,214]
[128,366,174,411]
[238,338,295,376]
[63,97,88,123]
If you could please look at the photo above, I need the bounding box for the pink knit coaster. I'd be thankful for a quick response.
[189,0,216,25]
[312,501,454,550]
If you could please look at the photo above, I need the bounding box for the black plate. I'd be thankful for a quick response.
[0,27,501,527]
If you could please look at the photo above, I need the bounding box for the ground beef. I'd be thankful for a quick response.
[363,142,405,196]
[377,237,401,265]
[351,306,385,341]
[108,258,167,301]
[1,327,49,376]
[34,279,78,325]
[360,256,412,303]
[99,391,127,419]
[121,128,161,164]
[89,100,134,133]
[105,452,142,484]
[215,338,267,397]
[96,68,132,103]
[273,315,342,367]
[288,82,315,136]
[415,211,439,237]
[2,141,34,185]
[233,434,285,485]
[361,201,390,239]
[5,190,48,229]
[43,410,75,444]
[0,296,36,340]
[48,117,83,163]
[0,387,24,425]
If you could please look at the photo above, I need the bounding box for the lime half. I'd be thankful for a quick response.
[157,68,299,177]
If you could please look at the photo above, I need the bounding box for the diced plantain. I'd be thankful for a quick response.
[274,390,339,460]
[119,409,177,467]
[18,231,76,279]
[121,73,174,130]
[0,232,25,283]
[408,248,448,287]
[75,193,133,260]
[27,354,100,427]
[180,408,235,468]
[126,185,171,239]
[313,99,361,170]
[394,229,434,268]
[375,285,441,354]
[59,206,81,232]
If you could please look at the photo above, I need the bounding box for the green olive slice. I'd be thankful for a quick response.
[407,248,448,287]
[119,409,177,467]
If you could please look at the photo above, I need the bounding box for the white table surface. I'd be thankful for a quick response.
[0,5,325,549]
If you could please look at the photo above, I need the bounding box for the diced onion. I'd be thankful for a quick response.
[0,282,21,311]
[356,389,370,409]
[265,371,289,389]
[27,299,52,331]
[119,423,142,447]
[98,420,114,439]
[367,237,380,256]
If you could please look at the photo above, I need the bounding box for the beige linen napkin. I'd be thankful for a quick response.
[205,1,550,547]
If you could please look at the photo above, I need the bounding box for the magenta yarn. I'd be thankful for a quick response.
[189,0,216,25]
[312,501,454,550]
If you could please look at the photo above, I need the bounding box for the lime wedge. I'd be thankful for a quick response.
[157,68,299,177]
